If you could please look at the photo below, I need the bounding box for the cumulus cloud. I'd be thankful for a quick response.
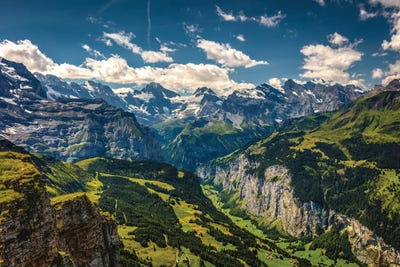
[300,34,364,87]
[381,11,400,52]
[236,34,246,42]
[0,39,94,79]
[215,6,284,28]
[328,32,349,46]
[0,39,55,72]
[197,39,268,68]
[372,59,400,84]
[372,68,384,79]
[0,39,252,95]
[102,31,173,63]
[82,44,105,58]
[85,55,253,94]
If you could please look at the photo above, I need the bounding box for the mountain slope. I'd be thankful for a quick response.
[198,83,400,266]
[161,81,362,170]
[0,138,119,266]
[33,67,363,170]
[76,157,314,267]
[0,58,161,162]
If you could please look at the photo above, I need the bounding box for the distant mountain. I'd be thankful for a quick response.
[159,81,363,170]
[32,61,364,169]
[0,58,161,162]
[198,82,400,266]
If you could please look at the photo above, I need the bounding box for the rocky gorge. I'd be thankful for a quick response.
[198,156,400,266]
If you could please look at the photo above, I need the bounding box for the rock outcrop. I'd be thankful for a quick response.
[53,194,119,267]
[0,139,120,266]
[198,158,400,266]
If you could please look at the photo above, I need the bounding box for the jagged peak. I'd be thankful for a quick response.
[142,82,180,98]
[194,87,216,97]
[0,57,47,98]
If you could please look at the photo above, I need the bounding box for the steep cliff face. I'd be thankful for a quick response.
[53,194,119,267]
[0,97,161,163]
[198,158,400,266]
[199,158,335,237]
[0,165,58,266]
[0,139,120,266]
[0,58,162,163]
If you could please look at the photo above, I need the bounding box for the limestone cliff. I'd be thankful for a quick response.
[197,157,400,266]
[0,140,120,267]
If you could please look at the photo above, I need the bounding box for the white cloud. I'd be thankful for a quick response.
[254,11,286,27]
[372,68,384,79]
[51,63,95,79]
[381,11,400,52]
[0,39,252,95]
[359,6,378,20]
[85,55,253,94]
[382,73,400,84]
[314,0,325,6]
[216,5,237,21]
[236,34,246,42]
[215,6,284,27]
[268,78,285,93]
[373,59,400,84]
[196,39,268,68]
[327,32,349,46]
[300,34,364,87]
[0,39,55,72]
[82,44,105,58]
[102,31,173,63]
[0,39,97,79]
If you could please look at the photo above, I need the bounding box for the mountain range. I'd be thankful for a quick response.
[198,80,400,266]
[34,63,363,170]
[0,58,161,162]
[1,57,399,267]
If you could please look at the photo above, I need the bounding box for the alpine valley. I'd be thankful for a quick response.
[0,52,399,267]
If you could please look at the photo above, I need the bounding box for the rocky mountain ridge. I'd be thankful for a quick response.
[198,159,400,266]
[197,83,400,266]
[0,58,161,162]
[36,72,364,128]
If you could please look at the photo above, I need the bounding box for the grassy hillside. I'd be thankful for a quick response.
[1,137,364,266]
[76,157,311,267]
[216,90,400,250]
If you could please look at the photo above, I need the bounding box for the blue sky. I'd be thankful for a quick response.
[0,0,399,94]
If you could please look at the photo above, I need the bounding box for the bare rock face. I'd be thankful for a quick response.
[197,157,400,266]
[0,141,120,266]
[0,97,162,163]
[0,58,162,163]
[0,172,58,266]
[53,194,119,267]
